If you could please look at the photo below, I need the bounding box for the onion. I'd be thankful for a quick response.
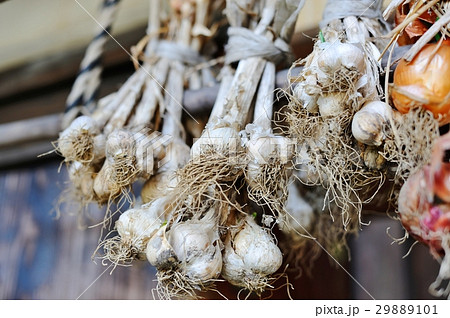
[392,43,450,125]
[394,4,437,46]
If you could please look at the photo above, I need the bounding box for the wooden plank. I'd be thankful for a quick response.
[0,160,158,299]
[350,215,410,299]
[0,25,146,103]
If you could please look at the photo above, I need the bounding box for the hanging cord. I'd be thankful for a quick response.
[63,0,121,129]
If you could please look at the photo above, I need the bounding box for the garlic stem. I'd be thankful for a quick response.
[253,61,275,130]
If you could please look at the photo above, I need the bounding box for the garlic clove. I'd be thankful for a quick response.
[146,225,178,270]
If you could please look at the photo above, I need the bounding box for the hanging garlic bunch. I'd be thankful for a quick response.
[97,0,222,267]
[146,209,223,299]
[221,215,283,295]
[176,0,304,223]
[242,58,294,219]
[285,0,388,231]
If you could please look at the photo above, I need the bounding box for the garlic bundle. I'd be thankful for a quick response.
[285,0,388,230]
[242,59,294,220]
[57,0,225,223]
[177,0,304,218]
[222,215,283,294]
[146,210,222,299]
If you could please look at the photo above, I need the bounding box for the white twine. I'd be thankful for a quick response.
[64,0,120,129]
[320,0,385,29]
[154,40,204,65]
[225,27,292,65]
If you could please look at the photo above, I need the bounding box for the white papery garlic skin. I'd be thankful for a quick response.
[222,216,282,289]
[68,161,95,197]
[146,225,178,269]
[279,182,314,233]
[317,42,365,73]
[317,93,347,117]
[58,115,100,160]
[190,126,242,160]
[105,129,136,160]
[352,101,393,146]
[116,206,162,257]
[169,214,222,281]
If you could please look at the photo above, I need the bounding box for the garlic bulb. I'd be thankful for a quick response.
[293,75,321,113]
[279,182,314,234]
[141,172,176,203]
[146,210,222,296]
[68,161,95,198]
[317,93,347,117]
[105,129,136,159]
[317,42,365,73]
[244,125,294,188]
[115,205,163,259]
[92,134,106,162]
[141,138,191,203]
[222,216,283,292]
[190,126,242,160]
[168,213,222,282]
[352,101,394,146]
[93,129,137,200]
[93,160,117,201]
[58,115,101,162]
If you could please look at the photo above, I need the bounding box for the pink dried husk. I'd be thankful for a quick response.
[398,133,450,298]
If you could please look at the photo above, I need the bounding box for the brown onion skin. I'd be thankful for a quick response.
[394,5,436,46]
[392,43,450,125]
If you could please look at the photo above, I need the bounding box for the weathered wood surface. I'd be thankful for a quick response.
[0,160,159,299]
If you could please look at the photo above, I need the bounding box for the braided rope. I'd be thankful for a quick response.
[63,0,121,128]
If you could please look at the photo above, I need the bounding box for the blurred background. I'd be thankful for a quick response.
[0,0,443,299]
